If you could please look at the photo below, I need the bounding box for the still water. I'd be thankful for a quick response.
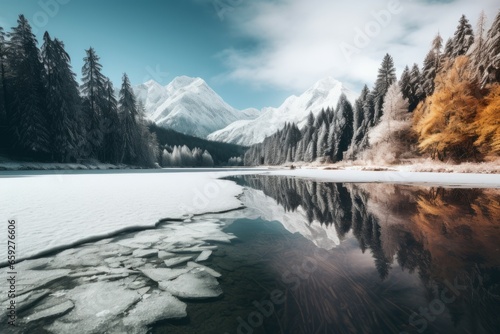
[158,175,500,334]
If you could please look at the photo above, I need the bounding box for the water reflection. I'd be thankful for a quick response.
[228,175,500,334]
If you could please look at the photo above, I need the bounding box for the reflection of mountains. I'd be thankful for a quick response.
[232,175,500,281]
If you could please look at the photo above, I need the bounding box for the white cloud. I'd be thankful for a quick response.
[216,0,500,93]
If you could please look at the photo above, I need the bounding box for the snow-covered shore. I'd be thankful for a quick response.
[264,168,500,188]
[0,171,252,265]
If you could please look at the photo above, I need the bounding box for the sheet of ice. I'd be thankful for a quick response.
[132,249,158,258]
[164,256,192,267]
[23,297,74,324]
[45,281,141,333]
[187,262,221,278]
[159,270,223,300]
[195,250,212,262]
[140,268,189,282]
[121,292,187,332]
[0,171,246,263]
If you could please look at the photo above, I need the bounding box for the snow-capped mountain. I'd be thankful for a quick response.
[134,76,259,138]
[208,77,358,146]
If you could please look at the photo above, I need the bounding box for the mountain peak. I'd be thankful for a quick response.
[310,76,343,91]
[168,76,205,91]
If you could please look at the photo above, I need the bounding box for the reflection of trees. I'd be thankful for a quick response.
[232,176,500,281]
[231,176,500,333]
[232,176,392,280]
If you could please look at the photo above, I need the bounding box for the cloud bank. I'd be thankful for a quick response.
[215,0,499,93]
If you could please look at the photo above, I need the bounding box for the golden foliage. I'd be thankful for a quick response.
[413,56,483,161]
[474,84,500,155]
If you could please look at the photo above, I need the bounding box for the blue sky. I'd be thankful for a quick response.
[0,0,498,109]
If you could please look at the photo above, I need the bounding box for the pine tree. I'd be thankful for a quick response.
[353,85,368,135]
[81,47,106,158]
[408,63,424,112]
[119,73,140,164]
[373,54,397,124]
[422,33,443,97]
[101,78,122,163]
[41,33,83,162]
[0,27,8,150]
[482,10,500,86]
[333,94,354,162]
[316,122,328,160]
[452,15,474,58]
[444,38,454,59]
[7,15,50,157]
[468,11,488,78]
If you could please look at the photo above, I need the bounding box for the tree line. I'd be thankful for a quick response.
[245,10,500,166]
[0,15,159,166]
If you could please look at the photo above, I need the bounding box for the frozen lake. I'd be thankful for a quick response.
[1,170,499,333]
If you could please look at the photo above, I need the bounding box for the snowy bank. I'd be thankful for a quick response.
[0,171,249,264]
[263,169,500,188]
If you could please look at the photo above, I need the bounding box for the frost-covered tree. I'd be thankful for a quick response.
[482,10,500,86]
[41,33,84,162]
[81,47,106,158]
[162,149,172,167]
[202,150,214,166]
[444,38,454,59]
[452,15,474,58]
[361,83,411,163]
[7,15,50,156]
[468,11,488,78]
[373,54,397,124]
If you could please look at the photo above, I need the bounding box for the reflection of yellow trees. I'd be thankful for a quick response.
[410,187,500,278]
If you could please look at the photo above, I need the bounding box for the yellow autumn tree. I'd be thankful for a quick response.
[413,56,483,161]
[474,84,500,155]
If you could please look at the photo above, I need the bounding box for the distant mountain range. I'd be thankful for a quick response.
[135,76,357,147]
